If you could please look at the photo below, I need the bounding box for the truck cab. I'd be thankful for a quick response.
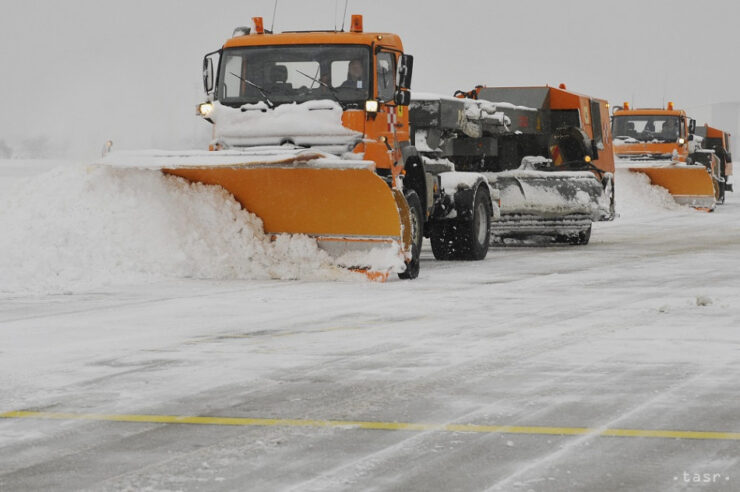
[198,15,412,184]
[611,103,695,161]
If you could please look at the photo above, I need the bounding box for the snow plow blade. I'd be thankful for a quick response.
[626,164,716,211]
[99,149,407,273]
[487,171,609,243]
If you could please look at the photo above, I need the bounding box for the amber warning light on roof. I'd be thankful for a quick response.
[351,15,363,33]
[253,16,264,34]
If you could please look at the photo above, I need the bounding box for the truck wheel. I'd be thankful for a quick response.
[430,223,454,260]
[455,186,492,260]
[398,190,423,279]
[431,186,492,261]
[603,176,616,221]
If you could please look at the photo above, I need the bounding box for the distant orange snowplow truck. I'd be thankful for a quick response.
[612,103,726,210]
[180,15,500,279]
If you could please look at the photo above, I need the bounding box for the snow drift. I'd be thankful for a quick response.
[613,167,688,217]
[0,165,363,294]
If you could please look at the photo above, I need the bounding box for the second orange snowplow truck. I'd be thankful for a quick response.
[612,103,720,210]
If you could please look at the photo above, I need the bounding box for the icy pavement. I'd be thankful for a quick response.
[1,161,739,491]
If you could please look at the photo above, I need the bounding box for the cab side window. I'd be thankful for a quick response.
[376,52,396,102]
[590,100,603,148]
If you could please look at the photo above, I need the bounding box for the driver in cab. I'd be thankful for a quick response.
[340,59,364,89]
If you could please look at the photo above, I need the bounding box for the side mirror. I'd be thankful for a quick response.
[394,89,411,106]
[688,134,694,142]
[726,152,732,162]
[202,51,220,95]
[591,139,599,160]
[397,54,413,90]
[689,118,696,134]
[203,57,214,94]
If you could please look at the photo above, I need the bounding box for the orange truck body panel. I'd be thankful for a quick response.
[548,86,615,176]
[469,84,616,177]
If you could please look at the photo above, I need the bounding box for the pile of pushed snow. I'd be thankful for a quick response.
[614,168,687,218]
[0,165,371,294]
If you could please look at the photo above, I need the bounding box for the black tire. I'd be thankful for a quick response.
[430,186,492,261]
[430,222,454,260]
[456,186,492,260]
[398,190,423,280]
[603,176,616,221]
[609,188,616,220]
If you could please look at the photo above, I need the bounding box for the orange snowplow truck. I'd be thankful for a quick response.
[168,15,497,279]
[612,103,721,210]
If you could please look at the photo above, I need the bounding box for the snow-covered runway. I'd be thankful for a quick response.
[1,161,739,491]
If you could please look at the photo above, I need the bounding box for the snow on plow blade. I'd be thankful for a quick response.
[486,171,608,242]
[99,149,407,274]
[626,164,716,210]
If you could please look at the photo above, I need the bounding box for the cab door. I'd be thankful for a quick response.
[363,50,401,170]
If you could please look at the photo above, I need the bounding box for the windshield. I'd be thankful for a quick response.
[217,44,370,108]
[612,115,681,143]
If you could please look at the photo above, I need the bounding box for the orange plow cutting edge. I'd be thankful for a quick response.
[626,164,717,211]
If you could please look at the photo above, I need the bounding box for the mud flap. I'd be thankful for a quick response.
[392,189,414,259]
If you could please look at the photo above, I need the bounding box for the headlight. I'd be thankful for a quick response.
[678,138,685,145]
[365,100,379,113]
[197,102,214,117]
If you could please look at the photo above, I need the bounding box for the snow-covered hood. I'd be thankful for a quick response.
[211,100,362,152]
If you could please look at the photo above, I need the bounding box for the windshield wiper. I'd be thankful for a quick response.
[228,72,274,108]
[296,69,343,106]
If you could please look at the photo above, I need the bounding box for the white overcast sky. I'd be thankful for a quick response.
[2,0,739,157]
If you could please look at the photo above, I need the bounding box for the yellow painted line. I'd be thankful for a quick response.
[2,411,740,441]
